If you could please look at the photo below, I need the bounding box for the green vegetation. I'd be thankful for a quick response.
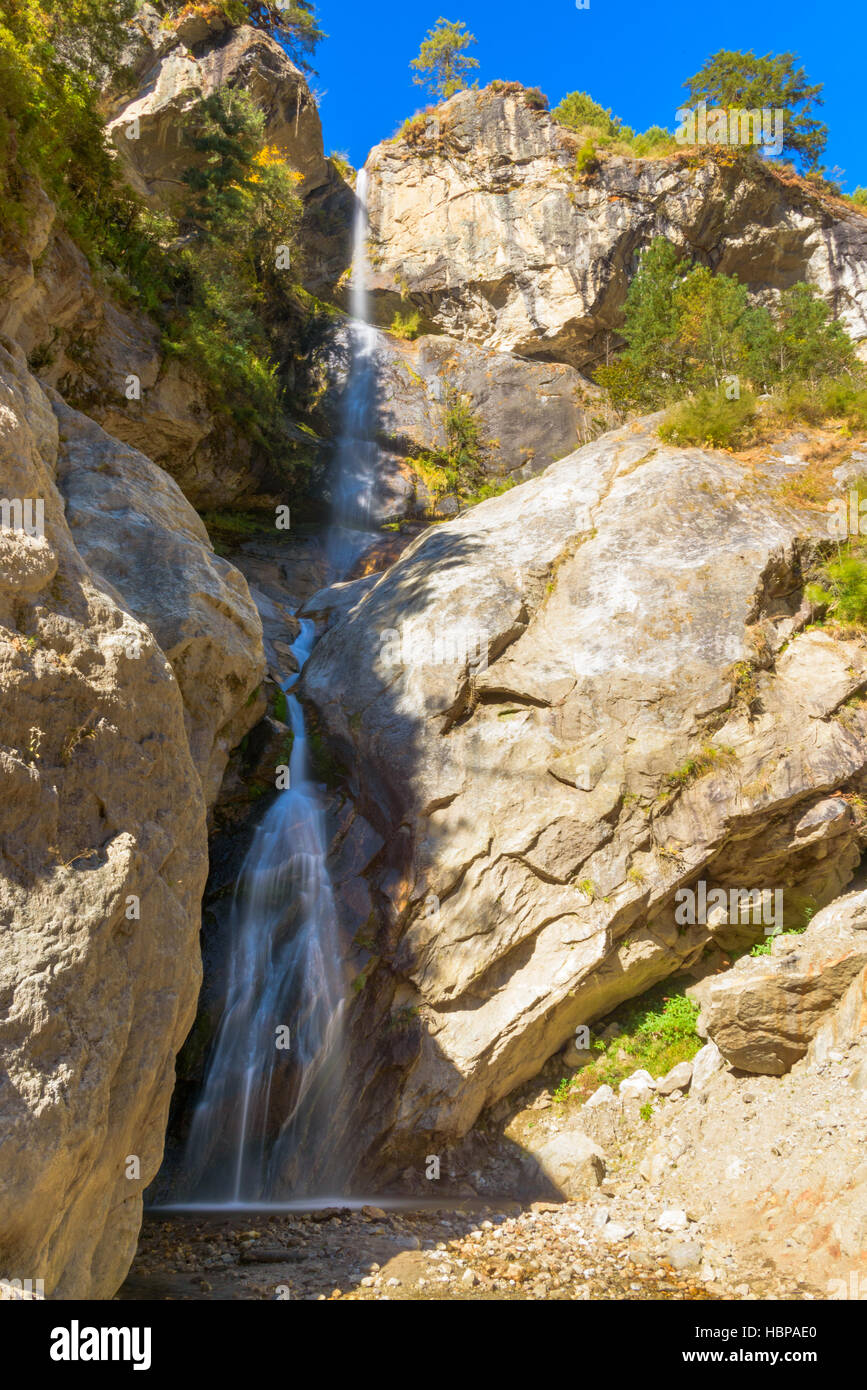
[170,2,325,73]
[594,237,863,446]
[659,388,757,448]
[851,188,867,208]
[0,3,328,505]
[461,477,516,506]
[806,542,867,627]
[749,900,816,956]
[553,90,675,158]
[389,306,422,340]
[769,378,867,431]
[413,389,488,501]
[328,149,354,182]
[162,90,304,447]
[574,139,599,179]
[682,49,827,170]
[410,17,479,100]
[0,0,138,243]
[554,988,702,1106]
[664,742,736,792]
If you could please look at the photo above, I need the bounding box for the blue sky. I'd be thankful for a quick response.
[310,0,865,191]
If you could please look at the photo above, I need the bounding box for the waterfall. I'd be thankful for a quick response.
[183,621,346,1200]
[181,169,382,1204]
[327,167,380,573]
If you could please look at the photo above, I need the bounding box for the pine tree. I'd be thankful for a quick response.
[410,18,479,101]
[682,50,827,170]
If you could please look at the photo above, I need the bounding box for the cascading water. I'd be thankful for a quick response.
[181,168,382,1203]
[327,167,380,573]
[184,621,346,1200]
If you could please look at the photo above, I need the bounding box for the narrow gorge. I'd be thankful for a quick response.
[2,0,867,1328]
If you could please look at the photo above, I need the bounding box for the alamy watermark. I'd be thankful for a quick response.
[828,489,867,538]
[674,880,784,932]
[0,497,45,539]
[380,623,490,671]
[675,102,784,157]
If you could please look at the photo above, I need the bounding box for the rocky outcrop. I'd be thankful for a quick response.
[301,415,867,1181]
[0,172,263,508]
[700,888,867,1073]
[0,339,265,1296]
[106,17,330,199]
[52,396,266,809]
[0,16,352,510]
[319,323,601,519]
[365,85,867,368]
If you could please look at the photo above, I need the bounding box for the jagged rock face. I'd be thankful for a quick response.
[365,86,867,368]
[0,342,265,1296]
[105,22,330,198]
[0,21,350,509]
[52,396,266,810]
[0,176,261,509]
[301,417,867,1180]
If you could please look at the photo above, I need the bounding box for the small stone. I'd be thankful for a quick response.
[657,1208,688,1233]
[584,1083,615,1109]
[361,1205,387,1220]
[656,1061,694,1095]
[603,1222,634,1243]
[667,1241,703,1270]
[692,1040,724,1091]
[461,1267,478,1286]
[619,1068,656,1101]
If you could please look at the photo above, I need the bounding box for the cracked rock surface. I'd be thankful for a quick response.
[301,415,867,1182]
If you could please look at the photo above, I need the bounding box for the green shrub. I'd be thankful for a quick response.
[574,139,599,178]
[552,90,674,159]
[663,741,737,791]
[328,149,354,182]
[553,90,631,141]
[462,478,516,506]
[808,544,867,626]
[390,307,422,340]
[658,388,757,448]
[553,988,703,1107]
[770,377,867,430]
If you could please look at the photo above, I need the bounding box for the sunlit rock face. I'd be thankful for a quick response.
[301,417,867,1180]
[0,342,264,1296]
[365,84,867,368]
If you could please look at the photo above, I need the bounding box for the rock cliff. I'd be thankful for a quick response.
[0,339,264,1296]
[365,85,867,368]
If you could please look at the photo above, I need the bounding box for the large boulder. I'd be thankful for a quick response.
[530,1129,606,1198]
[300,414,867,1182]
[700,889,867,1073]
[365,84,867,368]
[0,340,263,1296]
